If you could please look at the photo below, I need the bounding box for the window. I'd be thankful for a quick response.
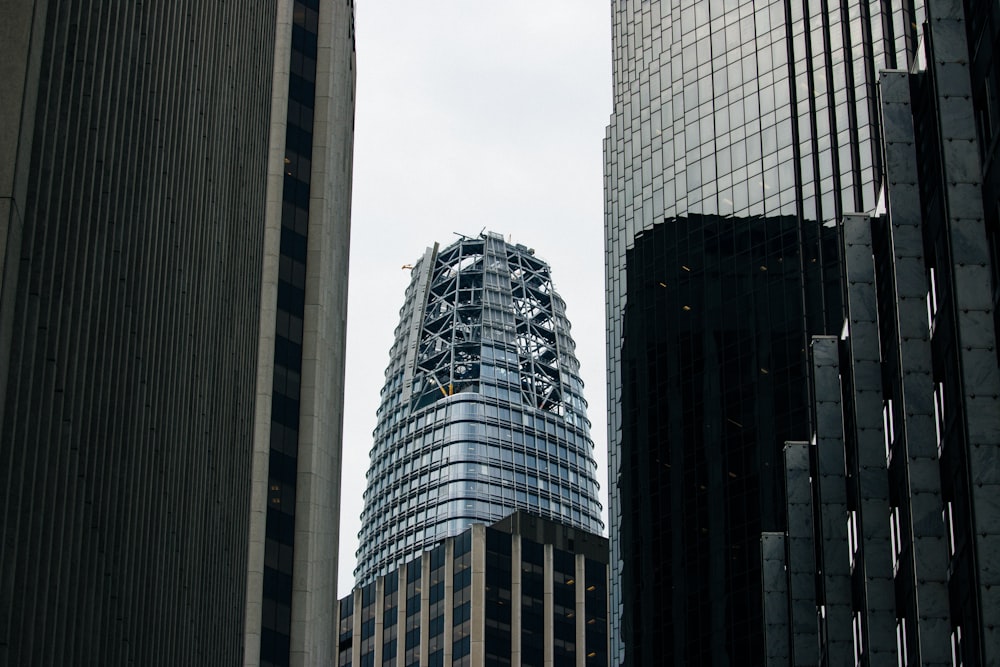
[890,506,903,576]
[896,618,908,667]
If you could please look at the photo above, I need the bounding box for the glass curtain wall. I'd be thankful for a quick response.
[605,0,921,663]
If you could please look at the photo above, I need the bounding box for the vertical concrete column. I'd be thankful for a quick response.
[243,3,293,664]
[603,559,611,665]
[575,553,586,667]
[760,532,789,667]
[879,64,953,666]
[544,543,554,667]
[374,576,384,666]
[289,0,355,660]
[925,4,1000,662]
[351,587,362,666]
[511,534,522,665]
[839,211,896,665]
[332,597,341,663]
[470,524,486,665]
[784,441,818,665]
[399,245,436,406]
[444,538,454,666]
[810,336,853,664]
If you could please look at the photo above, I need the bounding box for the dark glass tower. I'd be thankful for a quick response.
[354,233,604,586]
[0,1,354,665]
[607,1,1000,666]
[615,213,839,664]
[604,1,923,664]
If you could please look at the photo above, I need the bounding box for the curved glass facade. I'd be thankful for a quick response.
[355,232,603,585]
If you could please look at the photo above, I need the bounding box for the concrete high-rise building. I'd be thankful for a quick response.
[0,1,354,665]
[606,2,999,665]
[337,511,609,667]
[354,232,604,586]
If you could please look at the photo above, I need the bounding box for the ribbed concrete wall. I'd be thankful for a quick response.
[923,3,1000,662]
[809,336,853,664]
[0,0,277,663]
[839,210,896,666]
[782,442,818,667]
[760,532,789,666]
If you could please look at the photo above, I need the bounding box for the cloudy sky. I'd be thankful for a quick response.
[340,0,613,595]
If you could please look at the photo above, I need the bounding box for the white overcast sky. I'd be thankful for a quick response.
[340,0,612,595]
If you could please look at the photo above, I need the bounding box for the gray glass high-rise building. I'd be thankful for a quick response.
[607,1,1000,666]
[354,233,604,586]
[604,1,929,664]
[0,1,354,665]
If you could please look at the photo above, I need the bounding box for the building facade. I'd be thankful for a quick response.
[604,1,936,664]
[355,233,604,586]
[614,211,840,664]
[337,511,609,667]
[607,1,1000,665]
[763,6,1000,662]
[0,1,354,665]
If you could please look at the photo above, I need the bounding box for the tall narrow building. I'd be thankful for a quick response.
[606,2,1000,666]
[354,232,604,586]
[0,1,354,665]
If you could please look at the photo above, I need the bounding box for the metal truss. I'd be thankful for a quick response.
[410,234,568,416]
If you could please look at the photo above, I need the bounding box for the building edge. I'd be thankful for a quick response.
[245,0,356,664]
[244,1,296,664]
[288,0,356,661]
[0,0,49,443]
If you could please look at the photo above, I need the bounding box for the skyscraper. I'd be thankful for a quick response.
[604,2,926,664]
[354,232,604,586]
[0,1,354,665]
[606,1,1000,665]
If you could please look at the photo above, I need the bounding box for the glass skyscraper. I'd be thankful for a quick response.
[354,232,603,585]
[604,1,928,664]
[605,0,1000,665]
